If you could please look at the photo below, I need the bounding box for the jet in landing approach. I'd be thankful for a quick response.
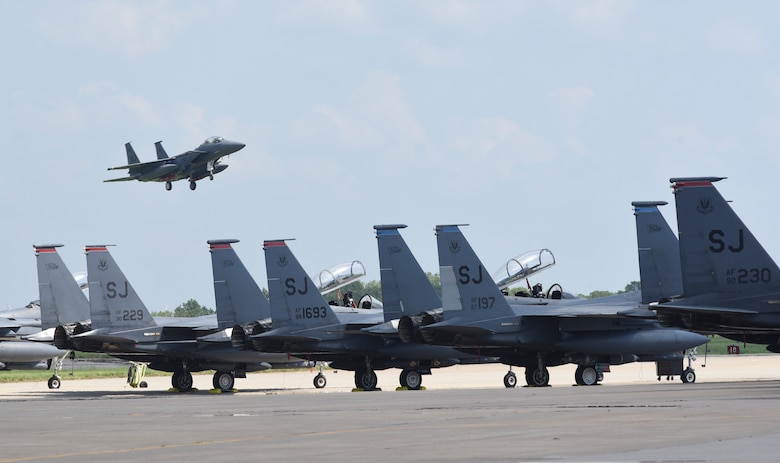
[104,136,245,191]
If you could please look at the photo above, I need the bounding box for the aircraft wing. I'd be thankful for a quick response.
[104,175,140,182]
[72,331,141,346]
[182,149,211,165]
[361,319,399,335]
[422,320,496,336]
[652,304,760,315]
[0,318,21,331]
[250,328,321,344]
[107,158,172,171]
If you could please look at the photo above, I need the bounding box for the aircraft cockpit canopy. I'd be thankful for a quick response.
[203,136,224,144]
[492,248,556,290]
[314,260,366,295]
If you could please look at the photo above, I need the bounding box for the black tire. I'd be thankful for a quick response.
[575,365,599,386]
[213,371,235,391]
[525,366,550,387]
[503,371,518,388]
[139,381,148,388]
[165,181,172,191]
[401,370,422,390]
[47,375,61,389]
[313,373,327,389]
[681,369,696,384]
[172,371,194,392]
[189,181,197,190]
[355,369,378,390]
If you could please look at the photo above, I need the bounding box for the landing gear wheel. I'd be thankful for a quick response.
[313,373,327,389]
[681,368,696,384]
[503,371,518,388]
[47,375,61,389]
[189,181,197,190]
[525,366,550,387]
[575,365,599,386]
[172,371,194,392]
[165,181,172,191]
[355,369,378,390]
[400,370,422,390]
[209,173,214,180]
[213,371,235,391]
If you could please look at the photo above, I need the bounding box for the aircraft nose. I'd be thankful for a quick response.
[221,140,246,153]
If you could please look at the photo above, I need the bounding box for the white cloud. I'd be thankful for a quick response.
[39,1,208,54]
[406,38,466,69]
[422,0,530,26]
[292,71,424,149]
[351,71,425,144]
[707,21,762,55]
[16,97,87,134]
[455,117,556,176]
[291,105,379,148]
[117,93,163,127]
[549,0,634,26]
[551,86,594,122]
[276,0,368,25]
[174,104,208,141]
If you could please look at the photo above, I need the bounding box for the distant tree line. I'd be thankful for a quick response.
[151,298,214,317]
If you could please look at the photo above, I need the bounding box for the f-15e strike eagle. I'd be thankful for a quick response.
[105,136,245,191]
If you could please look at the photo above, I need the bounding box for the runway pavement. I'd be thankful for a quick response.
[1,355,779,462]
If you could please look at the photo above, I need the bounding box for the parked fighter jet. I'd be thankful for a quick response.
[654,177,780,351]
[233,239,485,390]
[0,245,91,382]
[53,245,289,392]
[104,136,245,191]
[402,225,708,386]
[214,239,378,388]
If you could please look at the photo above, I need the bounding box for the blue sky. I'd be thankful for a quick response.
[3,1,780,311]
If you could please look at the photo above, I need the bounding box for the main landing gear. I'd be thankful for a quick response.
[171,371,194,392]
[354,368,378,390]
[212,371,235,392]
[574,365,602,386]
[399,369,423,390]
[165,181,172,191]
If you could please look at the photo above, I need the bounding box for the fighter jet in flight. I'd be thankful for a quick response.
[653,177,780,351]
[397,225,708,386]
[104,136,245,191]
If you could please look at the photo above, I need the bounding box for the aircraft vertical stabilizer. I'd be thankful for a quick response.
[632,202,683,304]
[125,142,140,164]
[35,244,90,329]
[209,239,270,329]
[154,141,169,160]
[263,240,341,329]
[671,177,780,298]
[435,225,516,320]
[375,225,442,322]
[85,245,156,330]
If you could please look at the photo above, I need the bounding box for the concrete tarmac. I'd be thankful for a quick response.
[1,355,779,462]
